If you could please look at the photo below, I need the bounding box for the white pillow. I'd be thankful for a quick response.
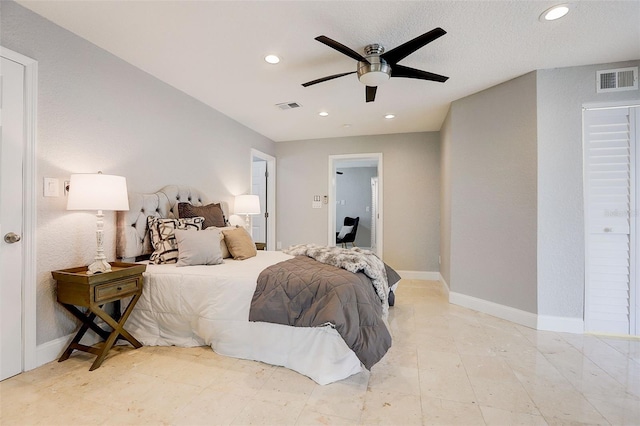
[206,226,236,258]
[174,228,223,267]
[337,225,353,239]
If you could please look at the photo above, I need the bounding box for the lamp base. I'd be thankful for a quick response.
[87,259,112,275]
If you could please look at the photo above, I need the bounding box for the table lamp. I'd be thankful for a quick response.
[67,172,129,275]
[234,194,260,232]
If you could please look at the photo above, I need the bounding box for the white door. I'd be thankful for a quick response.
[584,106,639,335]
[1,57,25,380]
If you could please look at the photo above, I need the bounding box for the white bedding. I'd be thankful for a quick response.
[126,251,364,384]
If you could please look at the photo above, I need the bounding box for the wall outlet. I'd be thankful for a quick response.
[276,241,282,250]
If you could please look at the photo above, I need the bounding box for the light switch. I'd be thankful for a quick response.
[312,201,322,209]
[44,178,59,197]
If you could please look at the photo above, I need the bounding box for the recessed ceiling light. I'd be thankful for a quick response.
[264,54,280,64]
[540,4,571,21]
[319,111,329,117]
[343,124,352,128]
[384,114,395,119]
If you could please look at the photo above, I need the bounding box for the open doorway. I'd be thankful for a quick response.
[328,153,383,258]
[251,149,276,251]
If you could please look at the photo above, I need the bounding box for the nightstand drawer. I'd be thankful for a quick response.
[95,278,139,302]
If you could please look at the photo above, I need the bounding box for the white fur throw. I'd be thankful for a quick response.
[283,244,390,316]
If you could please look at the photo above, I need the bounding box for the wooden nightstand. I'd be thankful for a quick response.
[255,242,266,251]
[52,262,146,371]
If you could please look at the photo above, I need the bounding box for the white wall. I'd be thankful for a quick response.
[1,1,275,345]
[276,132,440,272]
[536,60,640,319]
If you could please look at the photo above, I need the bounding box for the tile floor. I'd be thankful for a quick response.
[1,279,639,425]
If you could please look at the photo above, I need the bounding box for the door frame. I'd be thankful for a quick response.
[328,153,383,258]
[250,149,276,251]
[1,47,38,371]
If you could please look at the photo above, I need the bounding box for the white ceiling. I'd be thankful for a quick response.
[18,1,640,142]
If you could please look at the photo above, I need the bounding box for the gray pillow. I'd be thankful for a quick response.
[337,225,353,239]
[174,228,223,267]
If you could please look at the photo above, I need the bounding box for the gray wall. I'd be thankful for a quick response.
[445,72,539,314]
[1,1,275,345]
[536,60,640,319]
[336,166,377,248]
[276,132,440,272]
[442,60,640,319]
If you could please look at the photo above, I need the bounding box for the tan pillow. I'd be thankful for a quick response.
[221,227,257,260]
[207,226,237,258]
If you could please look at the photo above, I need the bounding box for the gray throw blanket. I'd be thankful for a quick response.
[283,244,390,316]
[250,255,392,370]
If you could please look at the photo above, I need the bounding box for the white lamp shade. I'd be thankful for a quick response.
[67,173,129,211]
[235,194,260,215]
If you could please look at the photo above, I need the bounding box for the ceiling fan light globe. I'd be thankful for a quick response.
[357,61,391,86]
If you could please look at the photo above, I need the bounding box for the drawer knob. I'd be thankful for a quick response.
[117,287,122,291]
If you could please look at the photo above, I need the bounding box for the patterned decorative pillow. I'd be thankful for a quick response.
[178,202,227,229]
[147,216,205,264]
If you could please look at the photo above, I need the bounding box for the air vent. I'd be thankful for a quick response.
[276,102,302,110]
[596,67,638,93]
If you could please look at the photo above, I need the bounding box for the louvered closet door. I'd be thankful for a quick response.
[584,107,637,335]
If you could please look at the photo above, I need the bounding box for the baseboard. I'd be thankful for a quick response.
[537,315,584,333]
[449,291,538,329]
[35,330,102,369]
[439,274,450,295]
[397,270,441,281]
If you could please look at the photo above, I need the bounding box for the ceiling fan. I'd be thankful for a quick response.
[302,28,449,103]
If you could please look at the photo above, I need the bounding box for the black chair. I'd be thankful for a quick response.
[336,216,359,248]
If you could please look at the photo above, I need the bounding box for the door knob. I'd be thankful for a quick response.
[4,232,21,244]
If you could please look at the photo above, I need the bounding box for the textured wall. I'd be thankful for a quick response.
[276,132,440,272]
[448,72,538,314]
[1,1,275,345]
[536,60,640,319]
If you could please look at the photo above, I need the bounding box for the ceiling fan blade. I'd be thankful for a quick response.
[302,71,356,87]
[366,86,377,103]
[391,64,449,82]
[381,27,446,65]
[315,36,369,64]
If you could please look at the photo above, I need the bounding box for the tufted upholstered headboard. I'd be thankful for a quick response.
[116,185,209,262]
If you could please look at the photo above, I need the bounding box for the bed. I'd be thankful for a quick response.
[116,185,394,384]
